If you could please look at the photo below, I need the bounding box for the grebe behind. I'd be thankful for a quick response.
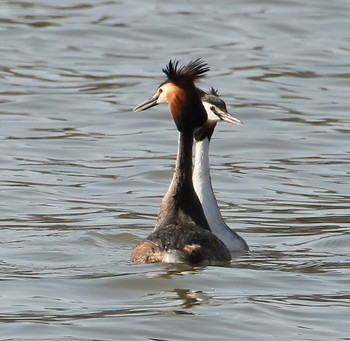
[194,88,249,251]
[131,60,231,264]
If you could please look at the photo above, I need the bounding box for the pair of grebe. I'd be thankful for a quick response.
[131,59,248,265]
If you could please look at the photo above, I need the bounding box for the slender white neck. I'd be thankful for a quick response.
[193,138,249,251]
[193,138,227,232]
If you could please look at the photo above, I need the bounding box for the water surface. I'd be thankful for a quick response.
[1,0,349,340]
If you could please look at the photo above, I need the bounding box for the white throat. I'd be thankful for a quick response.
[193,138,227,230]
[193,138,248,251]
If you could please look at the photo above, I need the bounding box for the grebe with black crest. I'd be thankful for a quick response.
[131,59,231,265]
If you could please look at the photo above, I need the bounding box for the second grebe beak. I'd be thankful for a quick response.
[211,106,242,126]
[133,93,160,112]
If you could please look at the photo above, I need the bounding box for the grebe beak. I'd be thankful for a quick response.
[133,93,160,112]
[212,108,242,126]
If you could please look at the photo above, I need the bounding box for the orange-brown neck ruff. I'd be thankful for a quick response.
[165,82,207,132]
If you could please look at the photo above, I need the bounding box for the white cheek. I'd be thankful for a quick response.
[202,102,220,122]
[157,91,167,104]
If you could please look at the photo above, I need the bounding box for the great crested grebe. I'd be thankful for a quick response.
[194,88,249,251]
[131,59,231,264]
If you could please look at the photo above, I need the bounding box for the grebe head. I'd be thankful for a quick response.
[133,59,210,131]
[194,87,242,141]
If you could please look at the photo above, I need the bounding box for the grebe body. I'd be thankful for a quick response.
[131,60,231,265]
[194,88,249,251]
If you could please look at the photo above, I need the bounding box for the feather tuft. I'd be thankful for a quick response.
[162,59,209,83]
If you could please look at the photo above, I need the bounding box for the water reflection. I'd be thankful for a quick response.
[144,263,202,279]
[170,289,208,309]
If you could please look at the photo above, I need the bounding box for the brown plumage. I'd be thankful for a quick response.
[131,59,231,265]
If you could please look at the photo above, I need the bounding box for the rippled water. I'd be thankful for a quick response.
[1,0,349,340]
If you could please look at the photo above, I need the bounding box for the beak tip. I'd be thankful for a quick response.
[132,94,159,113]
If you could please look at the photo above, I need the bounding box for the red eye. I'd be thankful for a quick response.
[210,106,216,111]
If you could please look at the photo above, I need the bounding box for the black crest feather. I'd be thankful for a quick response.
[209,87,219,96]
[162,58,210,83]
[198,87,228,114]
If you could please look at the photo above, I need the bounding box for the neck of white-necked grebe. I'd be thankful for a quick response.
[193,137,229,233]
